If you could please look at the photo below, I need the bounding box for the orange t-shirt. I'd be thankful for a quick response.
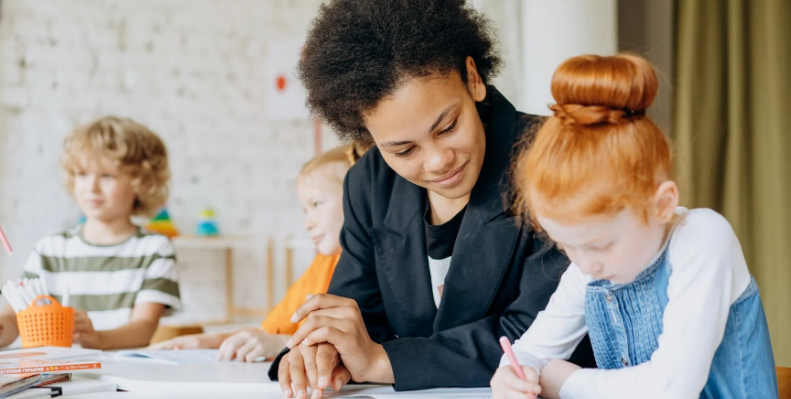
[260,252,341,335]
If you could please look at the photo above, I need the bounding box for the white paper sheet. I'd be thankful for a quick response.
[113,349,265,365]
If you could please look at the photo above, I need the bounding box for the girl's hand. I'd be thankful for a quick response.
[73,310,101,349]
[490,365,541,399]
[148,333,224,350]
[217,329,288,362]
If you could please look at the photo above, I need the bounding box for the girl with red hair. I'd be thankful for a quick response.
[491,54,776,399]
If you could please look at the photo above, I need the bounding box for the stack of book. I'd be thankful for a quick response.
[0,374,70,399]
[0,347,110,398]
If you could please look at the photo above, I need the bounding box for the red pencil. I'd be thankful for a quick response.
[0,223,12,255]
[500,336,536,399]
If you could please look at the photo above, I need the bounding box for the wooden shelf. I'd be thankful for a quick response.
[171,235,274,323]
[172,235,257,249]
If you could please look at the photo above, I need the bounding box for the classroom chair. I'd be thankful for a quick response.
[779,366,791,398]
[150,325,205,345]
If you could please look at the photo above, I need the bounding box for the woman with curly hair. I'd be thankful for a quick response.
[274,1,596,397]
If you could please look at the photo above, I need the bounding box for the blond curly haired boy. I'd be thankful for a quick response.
[0,116,181,349]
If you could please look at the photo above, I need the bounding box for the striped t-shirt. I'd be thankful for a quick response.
[23,225,181,331]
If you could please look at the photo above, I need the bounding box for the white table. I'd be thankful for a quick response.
[74,357,493,398]
[83,358,276,395]
[66,389,494,399]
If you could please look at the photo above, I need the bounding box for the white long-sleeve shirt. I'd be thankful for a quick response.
[501,208,752,399]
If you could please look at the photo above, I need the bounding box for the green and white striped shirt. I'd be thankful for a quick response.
[23,225,181,331]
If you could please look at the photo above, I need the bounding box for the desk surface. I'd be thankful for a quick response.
[79,357,493,398]
[85,358,277,394]
[67,390,494,399]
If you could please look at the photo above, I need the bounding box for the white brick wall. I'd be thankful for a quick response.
[0,0,337,323]
[0,0,519,323]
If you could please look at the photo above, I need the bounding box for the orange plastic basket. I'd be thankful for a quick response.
[16,295,74,348]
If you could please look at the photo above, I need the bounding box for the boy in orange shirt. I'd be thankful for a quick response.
[150,145,362,361]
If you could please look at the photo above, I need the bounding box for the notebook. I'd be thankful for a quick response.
[6,388,51,399]
[4,387,53,399]
[0,375,44,398]
[6,377,115,398]
[0,347,100,362]
[46,378,116,396]
[0,360,100,375]
[0,348,101,376]
[113,349,266,365]
[32,374,70,388]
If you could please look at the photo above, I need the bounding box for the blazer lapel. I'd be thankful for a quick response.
[370,176,437,336]
[434,212,520,331]
[434,86,523,331]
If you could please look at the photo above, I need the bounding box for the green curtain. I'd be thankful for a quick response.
[675,0,791,365]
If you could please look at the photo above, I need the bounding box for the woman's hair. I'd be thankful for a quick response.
[298,143,370,186]
[512,53,672,227]
[60,116,171,217]
[298,0,501,145]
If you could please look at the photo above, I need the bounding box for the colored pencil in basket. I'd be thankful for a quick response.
[3,281,25,312]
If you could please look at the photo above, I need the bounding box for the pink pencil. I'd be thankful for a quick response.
[500,336,536,399]
[0,223,11,255]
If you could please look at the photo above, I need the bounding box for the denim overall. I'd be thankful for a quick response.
[585,247,778,398]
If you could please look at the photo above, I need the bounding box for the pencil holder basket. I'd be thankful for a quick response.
[17,295,74,348]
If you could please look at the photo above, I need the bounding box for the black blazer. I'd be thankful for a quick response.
[269,87,594,390]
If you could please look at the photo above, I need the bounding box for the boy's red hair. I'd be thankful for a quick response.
[513,53,671,226]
